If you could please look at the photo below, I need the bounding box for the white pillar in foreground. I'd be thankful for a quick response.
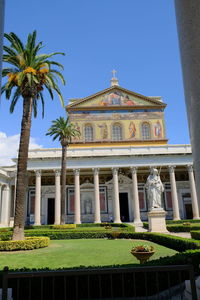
[54,170,61,224]
[0,183,2,222]
[175,0,200,211]
[34,170,41,225]
[93,168,101,223]
[168,166,180,220]
[187,165,200,219]
[1,185,10,226]
[112,168,121,223]
[131,167,142,226]
[74,169,81,224]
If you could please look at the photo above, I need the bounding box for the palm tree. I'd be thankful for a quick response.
[1,31,65,240]
[46,117,80,224]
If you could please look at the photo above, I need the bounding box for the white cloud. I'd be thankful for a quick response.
[0,132,42,166]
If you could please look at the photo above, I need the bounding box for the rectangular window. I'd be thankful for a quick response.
[112,125,122,141]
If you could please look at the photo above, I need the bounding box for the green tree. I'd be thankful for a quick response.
[1,31,65,240]
[46,117,80,224]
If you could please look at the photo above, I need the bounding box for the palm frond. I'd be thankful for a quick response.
[50,70,66,85]
[10,88,21,113]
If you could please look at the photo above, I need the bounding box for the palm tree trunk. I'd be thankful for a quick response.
[12,97,33,240]
[61,144,67,224]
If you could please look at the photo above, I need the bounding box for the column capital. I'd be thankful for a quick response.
[93,168,99,175]
[187,164,194,172]
[34,170,41,177]
[3,185,10,192]
[168,165,176,173]
[130,167,138,174]
[112,167,119,175]
[54,169,61,176]
[73,169,80,175]
[11,171,17,178]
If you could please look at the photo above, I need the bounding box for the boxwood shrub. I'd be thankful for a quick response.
[191,230,200,240]
[120,232,200,251]
[143,222,200,232]
[0,237,50,251]
[50,224,76,230]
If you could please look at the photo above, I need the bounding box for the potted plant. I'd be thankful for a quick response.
[130,245,155,264]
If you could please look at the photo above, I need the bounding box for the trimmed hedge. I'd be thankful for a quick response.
[166,219,200,224]
[25,231,114,240]
[50,224,76,230]
[146,249,200,274]
[0,237,50,251]
[120,232,200,251]
[191,231,200,240]
[143,222,200,232]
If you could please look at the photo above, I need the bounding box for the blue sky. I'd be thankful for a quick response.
[0,0,189,163]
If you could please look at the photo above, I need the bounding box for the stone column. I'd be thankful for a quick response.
[168,166,180,220]
[34,170,41,225]
[54,170,61,225]
[74,169,81,224]
[12,171,17,217]
[93,168,101,223]
[131,167,142,226]
[187,165,200,219]
[112,168,121,223]
[1,185,10,226]
[175,1,200,211]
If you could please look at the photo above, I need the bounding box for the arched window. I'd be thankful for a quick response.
[84,125,93,142]
[112,123,122,141]
[141,122,151,140]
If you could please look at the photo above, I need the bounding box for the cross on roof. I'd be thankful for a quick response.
[111,69,117,78]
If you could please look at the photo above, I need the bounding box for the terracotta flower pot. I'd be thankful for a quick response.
[130,250,155,264]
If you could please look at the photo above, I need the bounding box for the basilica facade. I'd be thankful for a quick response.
[0,76,199,226]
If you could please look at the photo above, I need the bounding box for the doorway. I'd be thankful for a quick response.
[47,198,55,224]
[185,203,193,219]
[119,193,129,222]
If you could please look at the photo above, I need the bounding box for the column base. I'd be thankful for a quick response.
[133,220,143,227]
[74,221,81,224]
[54,221,60,225]
[94,220,101,224]
[114,219,121,223]
[173,217,181,221]
[193,216,200,220]
[34,223,41,226]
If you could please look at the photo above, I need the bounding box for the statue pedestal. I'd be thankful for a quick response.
[147,208,168,233]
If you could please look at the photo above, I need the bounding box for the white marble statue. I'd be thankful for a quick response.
[145,168,164,211]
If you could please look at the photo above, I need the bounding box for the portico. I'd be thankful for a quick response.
[0,143,198,226]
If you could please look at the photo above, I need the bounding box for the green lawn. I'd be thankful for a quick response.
[0,239,177,270]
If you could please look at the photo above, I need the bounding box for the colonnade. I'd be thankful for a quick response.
[32,165,200,225]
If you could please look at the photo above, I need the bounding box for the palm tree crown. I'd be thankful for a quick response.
[1,31,65,240]
[47,117,80,224]
[1,31,65,116]
[46,117,80,146]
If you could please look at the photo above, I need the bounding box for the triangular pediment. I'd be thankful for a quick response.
[67,86,166,110]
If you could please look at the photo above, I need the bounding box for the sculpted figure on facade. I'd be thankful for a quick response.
[145,168,164,210]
